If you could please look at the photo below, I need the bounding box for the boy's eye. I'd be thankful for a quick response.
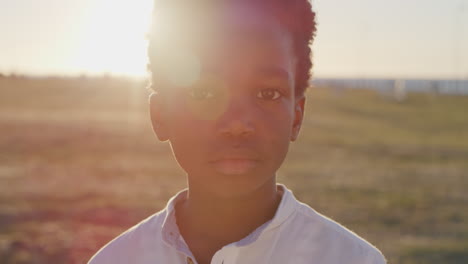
[189,87,215,100]
[257,88,282,100]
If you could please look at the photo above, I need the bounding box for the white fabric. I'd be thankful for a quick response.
[88,184,386,264]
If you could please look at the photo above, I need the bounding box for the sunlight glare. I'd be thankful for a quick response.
[74,0,153,77]
[149,8,203,88]
[163,49,201,88]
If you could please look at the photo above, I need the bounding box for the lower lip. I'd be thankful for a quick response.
[211,159,258,175]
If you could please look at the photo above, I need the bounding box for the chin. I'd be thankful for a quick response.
[203,171,276,199]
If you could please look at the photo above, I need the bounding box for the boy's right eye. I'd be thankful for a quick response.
[189,87,216,100]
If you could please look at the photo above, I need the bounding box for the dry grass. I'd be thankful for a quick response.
[0,77,467,263]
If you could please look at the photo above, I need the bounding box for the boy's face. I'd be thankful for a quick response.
[151,3,305,198]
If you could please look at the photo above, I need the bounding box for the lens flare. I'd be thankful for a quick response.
[187,74,230,121]
[163,49,201,88]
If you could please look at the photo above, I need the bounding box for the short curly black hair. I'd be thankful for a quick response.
[148,0,317,97]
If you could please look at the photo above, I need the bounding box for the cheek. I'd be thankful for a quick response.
[263,100,295,136]
[166,102,212,171]
[168,103,212,147]
[260,101,294,159]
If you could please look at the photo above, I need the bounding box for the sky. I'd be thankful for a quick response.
[0,0,467,79]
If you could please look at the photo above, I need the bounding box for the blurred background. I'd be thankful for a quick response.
[1,0,467,263]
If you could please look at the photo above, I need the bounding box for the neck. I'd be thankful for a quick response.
[176,179,282,245]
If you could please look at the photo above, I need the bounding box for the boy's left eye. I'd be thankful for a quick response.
[257,88,282,100]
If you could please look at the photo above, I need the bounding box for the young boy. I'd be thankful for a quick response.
[89,0,386,263]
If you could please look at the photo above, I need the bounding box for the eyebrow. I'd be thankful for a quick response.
[200,65,291,85]
[256,67,290,81]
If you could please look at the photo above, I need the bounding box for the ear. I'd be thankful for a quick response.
[149,92,170,141]
[290,96,305,142]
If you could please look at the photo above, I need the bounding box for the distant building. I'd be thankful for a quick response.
[312,78,468,95]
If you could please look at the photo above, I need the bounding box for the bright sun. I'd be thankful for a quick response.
[75,0,153,77]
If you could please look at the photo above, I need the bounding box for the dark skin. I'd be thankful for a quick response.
[150,4,305,264]
[175,181,283,264]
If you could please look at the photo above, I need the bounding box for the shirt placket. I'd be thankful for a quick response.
[186,256,196,264]
[162,208,198,264]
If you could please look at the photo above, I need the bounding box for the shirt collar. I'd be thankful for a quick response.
[161,183,297,249]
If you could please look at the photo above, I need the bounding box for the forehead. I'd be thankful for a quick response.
[151,2,295,89]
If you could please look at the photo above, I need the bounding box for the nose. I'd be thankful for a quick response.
[218,96,256,138]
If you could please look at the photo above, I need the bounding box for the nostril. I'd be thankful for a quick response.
[220,119,255,137]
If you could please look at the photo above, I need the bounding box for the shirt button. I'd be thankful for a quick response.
[186,256,194,264]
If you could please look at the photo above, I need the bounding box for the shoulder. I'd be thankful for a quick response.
[87,209,166,264]
[285,201,386,263]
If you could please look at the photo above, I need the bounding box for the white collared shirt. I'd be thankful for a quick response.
[88,184,386,264]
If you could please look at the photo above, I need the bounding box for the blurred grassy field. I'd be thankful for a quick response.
[0,76,467,264]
